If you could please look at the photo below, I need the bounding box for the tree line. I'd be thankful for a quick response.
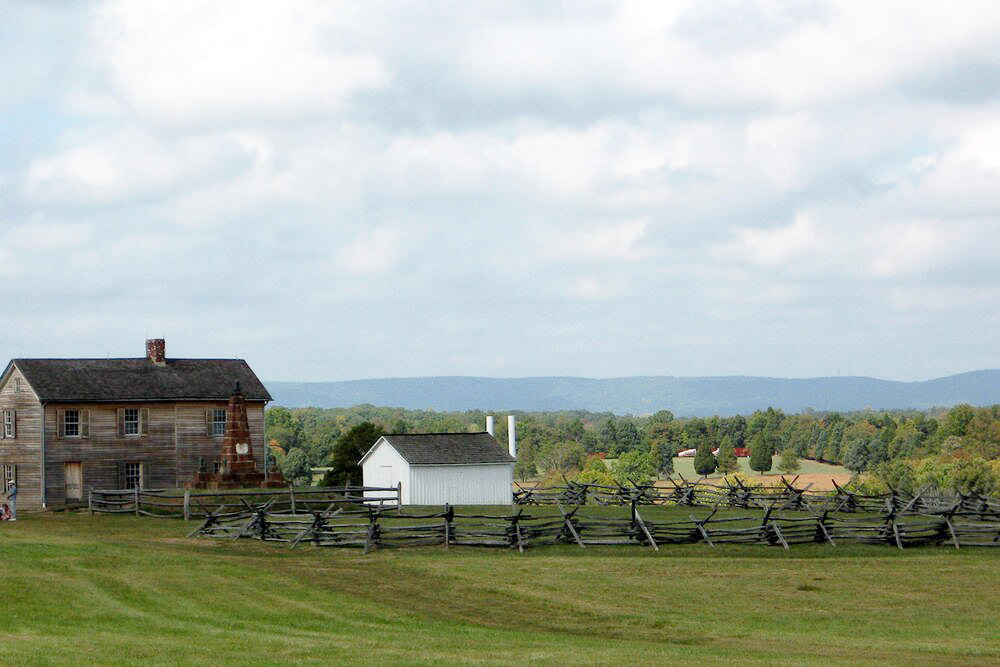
[266,403,1000,495]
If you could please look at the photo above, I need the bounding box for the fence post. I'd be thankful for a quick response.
[88,490,93,515]
[397,481,402,506]
[183,489,191,521]
[289,483,297,514]
[134,486,140,516]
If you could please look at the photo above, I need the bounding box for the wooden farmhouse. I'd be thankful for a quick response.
[361,432,516,505]
[0,339,271,511]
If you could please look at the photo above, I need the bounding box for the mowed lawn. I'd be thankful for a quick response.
[2,512,999,666]
[668,455,851,479]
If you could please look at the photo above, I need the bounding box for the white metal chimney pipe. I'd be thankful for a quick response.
[486,415,495,436]
[507,415,517,458]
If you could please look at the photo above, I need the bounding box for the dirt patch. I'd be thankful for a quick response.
[657,473,852,491]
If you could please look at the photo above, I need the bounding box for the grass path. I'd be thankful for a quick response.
[1,513,998,665]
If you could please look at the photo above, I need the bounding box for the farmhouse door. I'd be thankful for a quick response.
[65,462,83,502]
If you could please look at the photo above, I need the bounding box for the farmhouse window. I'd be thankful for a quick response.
[123,462,142,489]
[211,409,226,437]
[124,408,140,435]
[64,410,80,437]
[2,464,15,492]
[118,408,148,437]
[2,409,14,439]
[59,409,89,439]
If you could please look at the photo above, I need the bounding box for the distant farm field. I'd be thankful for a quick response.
[2,512,999,665]
[669,456,852,489]
[593,456,852,490]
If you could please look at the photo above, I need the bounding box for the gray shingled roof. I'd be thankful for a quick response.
[9,358,272,402]
[381,432,515,465]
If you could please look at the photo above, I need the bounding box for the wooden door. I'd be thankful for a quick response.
[65,462,83,502]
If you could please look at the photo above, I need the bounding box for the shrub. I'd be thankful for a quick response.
[612,450,656,485]
[777,448,800,474]
[748,432,773,474]
[692,435,717,477]
[716,436,738,475]
[572,467,617,486]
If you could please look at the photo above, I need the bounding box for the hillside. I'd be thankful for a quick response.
[265,369,1000,415]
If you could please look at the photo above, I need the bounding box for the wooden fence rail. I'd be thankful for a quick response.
[190,500,1000,553]
[513,479,1000,516]
[89,484,401,519]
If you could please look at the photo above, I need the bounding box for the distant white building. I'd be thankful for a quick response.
[360,432,515,505]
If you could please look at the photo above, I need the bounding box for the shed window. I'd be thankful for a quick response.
[212,409,226,437]
[64,410,80,437]
[123,408,140,436]
[2,464,14,492]
[124,462,142,489]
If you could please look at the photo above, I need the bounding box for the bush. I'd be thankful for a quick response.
[748,432,772,474]
[572,467,617,486]
[612,450,656,485]
[716,436,738,475]
[693,440,717,477]
[777,448,800,474]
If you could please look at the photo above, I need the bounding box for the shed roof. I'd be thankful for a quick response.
[7,358,272,403]
[378,432,515,465]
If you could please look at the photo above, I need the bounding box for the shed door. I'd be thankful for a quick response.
[65,463,83,502]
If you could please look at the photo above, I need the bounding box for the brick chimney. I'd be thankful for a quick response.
[146,338,166,366]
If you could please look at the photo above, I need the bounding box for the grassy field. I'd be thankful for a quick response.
[662,455,851,479]
[1,511,998,665]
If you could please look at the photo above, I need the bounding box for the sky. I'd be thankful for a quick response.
[1,1,998,383]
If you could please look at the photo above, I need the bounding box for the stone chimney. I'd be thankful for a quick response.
[146,338,166,366]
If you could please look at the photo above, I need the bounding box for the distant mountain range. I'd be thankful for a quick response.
[265,370,1000,416]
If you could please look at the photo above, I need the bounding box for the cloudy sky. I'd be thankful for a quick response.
[1,1,998,382]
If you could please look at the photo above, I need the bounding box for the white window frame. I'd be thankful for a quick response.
[2,410,13,438]
[211,409,227,437]
[2,464,14,492]
[64,409,80,438]
[123,408,140,436]
[124,462,142,489]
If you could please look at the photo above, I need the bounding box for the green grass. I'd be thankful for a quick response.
[599,456,849,480]
[667,455,850,479]
[1,512,998,665]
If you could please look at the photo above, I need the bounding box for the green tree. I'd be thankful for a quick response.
[693,439,717,477]
[280,448,313,485]
[536,440,586,474]
[777,448,800,474]
[748,432,773,475]
[616,421,643,453]
[599,419,618,453]
[324,421,383,486]
[649,439,675,478]
[612,450,656,485]
[940,404,975,438]
[716,435,738,474]
[844,438,871,473]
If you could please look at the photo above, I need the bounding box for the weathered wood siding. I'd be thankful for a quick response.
[41,400,267,507]
[0,367,43,511]
[173,401,267,484]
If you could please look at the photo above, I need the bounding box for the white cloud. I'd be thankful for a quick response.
[1,1,999,381]
[93,0,388,128]
[533,218,650,263]
[25,128,252,206]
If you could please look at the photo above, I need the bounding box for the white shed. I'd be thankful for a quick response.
[360,432,515,505]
